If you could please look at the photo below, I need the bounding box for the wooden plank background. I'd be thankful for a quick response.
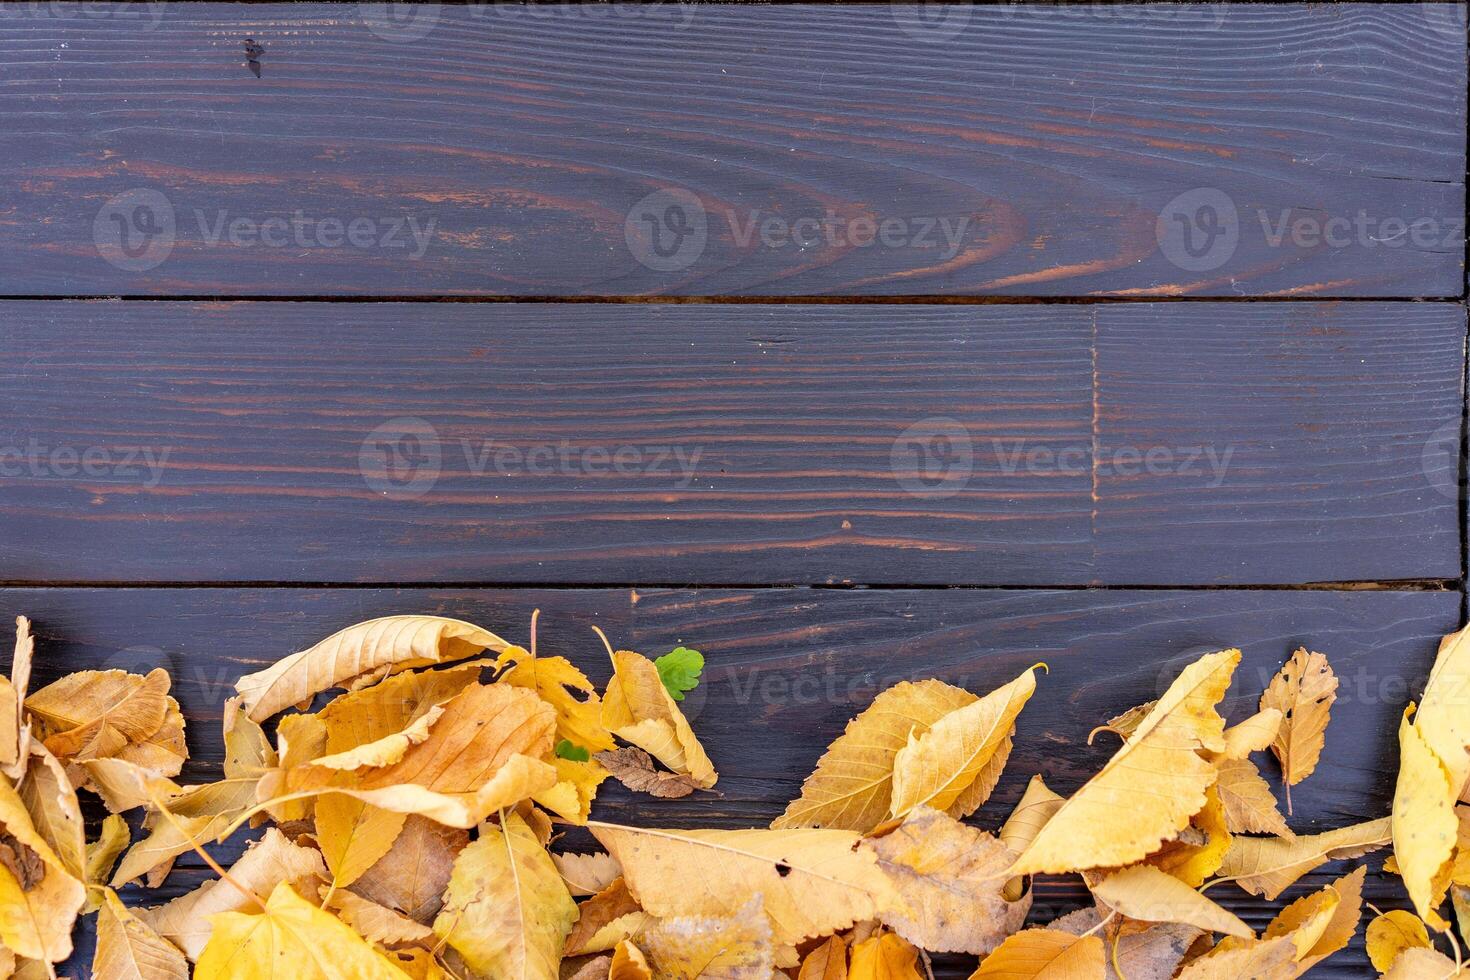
[0,301,1461,586]
[0,3,1462,296]
[0,2,1466,977]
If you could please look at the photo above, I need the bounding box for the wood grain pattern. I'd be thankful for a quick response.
[1,3,1462,296]
[4,585,1455,976]
[0,301,1459,585]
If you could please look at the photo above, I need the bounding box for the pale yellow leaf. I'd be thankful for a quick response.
[1367,910,1432,973]
[85,814,131,900]
[970,929,1105,979]
[1383,946,1462,978]
[640,896,774,979]
[1259,650,1336,800]
[320,887,433,947]
[0,616,34,777]
[433,810,576,980]
[1092,865,1250,938]
[602,650,716,789]
[889,666,1039,821]
[92,887,187,980]
[1217,817,1389,899]
[497,646,615,754]
[554,850,622,897]
[1218,708,1283,761]
[850,932,922,980]
[196,881,411,979]
[140,827,326,961]
[1013,650,1239,875]
[17,741,85,880]
[26,668,170,762]
[775,679,975,832]
[1394,705,1458,930]
[866,806,1028,954]
[231,615,509,723]
[1180,881,1341,979]
[999,775,1063,902]
[589,822,894,950]
[1214,758,1291,837]
[535,757,610,824]
[1418,623,1470,801]
[350,814,466,924]
[0,775,85,963]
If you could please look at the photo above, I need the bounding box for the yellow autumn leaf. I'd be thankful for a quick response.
[1091,865,1250,938]
[1418,623,1470,802]
[1393,704,1458,930]
[0,775,85,963]
[1266,867,1364,975]
[1214,757,1291,838]
[563,877,644,957]
[1180,879,1342,979]
[534,756,609,825]
[799,937,848,980]
[0,617,34,778]
[639,897,774,978]
[140,827,326,961]
[17,742,85,881]
[865,806,1028,954]
[195,880,411,979]
[970,929,1105,979]
[319,887,433,947]
[1013,649,1239,875]
[497,645,615,754]
[602,649,716,788]
[553,849,622,898]
[888,665,1039,821]
[775,679,976,832]
[850,932,923,980]
[589,822,894,950]
[92,887,187,980]
[1259,648,1337,813]
[25,668,171,762]
[1383,946,1462,978]
[1367,910,1432,973]
[1143,782,1231,887]
[1216,816,1390,899]
[432,810,577,980]
[1049,906,1201,980]
[1217,707,1282,761]
[85,813,131,908]
[999,775,1063,902]
[231,615,509,723]
[612,940,653,980]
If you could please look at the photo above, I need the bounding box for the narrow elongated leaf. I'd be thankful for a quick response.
[1092,865,1250,938]
[1216,817,1390,899]
[1259,649,1336,805]
[1394,705,1458,930]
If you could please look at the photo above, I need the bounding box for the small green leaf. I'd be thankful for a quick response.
[555,739,590,762]
[655,646,704,702]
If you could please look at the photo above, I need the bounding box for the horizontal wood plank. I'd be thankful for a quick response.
[1,3,1463,296]
[4,585,1455,977]
[0,301,1461,585]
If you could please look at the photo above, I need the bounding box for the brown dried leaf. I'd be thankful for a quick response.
[596,747,699,799]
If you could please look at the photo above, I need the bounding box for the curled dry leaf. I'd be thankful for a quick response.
[1013,650,1240,876]
[1216,817,1389,899]
[553,850,622,898]
[231,615,509,724]
[611,940,652,980]
[596,746,700,799]
[0,617,34,780]
[999,775,1063,902]
[1090,865,1250,938]
[1260,648,1337,813]
[602,649,717,789]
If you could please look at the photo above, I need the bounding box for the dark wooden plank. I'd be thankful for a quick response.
[1,3,1462,297]
[4,585,1456,977]
[0,301,1460,585]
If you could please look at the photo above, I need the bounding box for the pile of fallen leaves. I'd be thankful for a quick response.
[1,612,1469,979]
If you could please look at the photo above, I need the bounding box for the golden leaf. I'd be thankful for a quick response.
[141,827,325,961]
[849,933,923,980]
[535,757,610,824]
[589,822,894,950]
[1418,623,1470,801]
[432,811,577,980]
[1264,867,1364,975]
[1214,758,1291,838]
[1216,817,1389,899]
[1366,910,1432,973]
[611,941,652,980]
[639,897,775,979]
[85,813,131,907]
[231,616,508,723]
[0,775,85,963]
[1013,650,1239,875]
[1393,705,1458,930]
[1179,880,1342,979]
[320,887,433,947]
[999,775,1063,902]
[554,850,622,897]
[1091,865,1250,938]
[602,650,716,789]
[888,666,1038,821]
[1382,947,1461,978]
[497,646,615,754]
[970,929,1106,979]
[196,881,411,979]
[25,668,170,762]
[798,937,848,980]
[92,887,187,980]
[1217,708,1282,761]
[1143,783,1230,887]
[564,877,645,957]
[1259,649,1337,812]
[774,680,974,832]
[349,814,466,924]
[17,742,85,880]
[866,806,1028,955]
